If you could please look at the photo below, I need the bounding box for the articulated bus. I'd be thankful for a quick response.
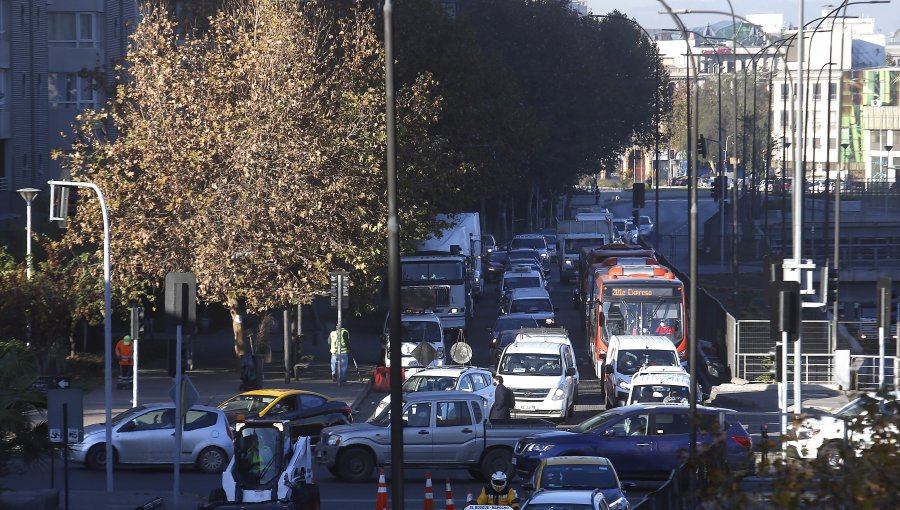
[585,265,687,378]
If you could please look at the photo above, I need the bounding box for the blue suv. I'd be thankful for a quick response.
[513,404,753,480]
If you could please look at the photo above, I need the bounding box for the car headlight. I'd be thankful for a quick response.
[564,259,573,266]
[551,384,566,401]
[541,253,548,259]
[618,380,629,389]
[450,308,460,314]
[327,435,342,446]
[524,443,555,453]
[545,318,555,325]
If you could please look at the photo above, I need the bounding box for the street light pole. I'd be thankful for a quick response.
[48,180,113,492]
[17,188,40,280]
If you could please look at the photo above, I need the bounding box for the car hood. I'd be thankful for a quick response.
[322,421,387,439]
[83,423,107,438]
[503,374,563,388]
[521,430,586,446]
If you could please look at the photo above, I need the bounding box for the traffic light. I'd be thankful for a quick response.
[711,177,720,201]
[768,342,784,380]
[632,183,646,209]
[632,209,640,230]
[828,269,839,304]
[769,281,801,343]
[697,135,707,158]
[130,305,144,341]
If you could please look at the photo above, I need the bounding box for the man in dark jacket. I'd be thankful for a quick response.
[490,375,515,420]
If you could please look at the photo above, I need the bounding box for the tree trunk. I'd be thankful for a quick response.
[228,295,247,358]
[526,181,535,233]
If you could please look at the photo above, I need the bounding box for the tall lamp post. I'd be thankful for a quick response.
[17,188,40,280]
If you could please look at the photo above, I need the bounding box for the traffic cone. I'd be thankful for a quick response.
[445,479,455,510]
[466,487,475,505]
[423,472,434,510]
[375,467,388,510]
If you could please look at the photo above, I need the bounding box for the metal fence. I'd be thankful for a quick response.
[733,320,833,382]
[851,354,899,390]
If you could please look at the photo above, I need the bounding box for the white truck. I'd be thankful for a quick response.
[381,311,446,375]
[556,218,614,283]
[417,213,484,297]
[400,253,471,333]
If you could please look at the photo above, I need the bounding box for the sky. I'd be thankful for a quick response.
[585,0,900,37]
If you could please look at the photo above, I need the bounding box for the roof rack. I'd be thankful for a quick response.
[514,327,569,338]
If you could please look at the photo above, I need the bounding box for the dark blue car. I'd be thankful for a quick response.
[513,404,753,480]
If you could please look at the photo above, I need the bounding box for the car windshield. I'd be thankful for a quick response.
[565,238,607,251]
[834,395,880,418]
[402,375,457,392]
[544,235,557,245]
[508,249,540,260]
[234,427,283,486]
[539,463,618,490]
[489,252,508,263]
[616,350,679,375]
[571,409,622,433]
[503,276,541,290]
[511,238,546,250]
[220,395,276,415]
[398,320,442,343]
[510,298,552,314]
[495,316,539,332]
[499,353,562,376]
[632,384,690,404]
[401,262,464,282]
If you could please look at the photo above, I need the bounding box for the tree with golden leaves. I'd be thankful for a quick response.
[56,0,449,357]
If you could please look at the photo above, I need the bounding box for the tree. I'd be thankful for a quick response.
[0,340,50,475]
[56,0,447,357]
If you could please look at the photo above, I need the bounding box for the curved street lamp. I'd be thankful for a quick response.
[16,188,40,280]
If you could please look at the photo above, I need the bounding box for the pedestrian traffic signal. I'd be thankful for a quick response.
[130,305,144,341]
[697,135,708,158]
[769,281,801,342]
[711,178,720,201]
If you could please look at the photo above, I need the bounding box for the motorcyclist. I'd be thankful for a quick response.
[476,471,519,508]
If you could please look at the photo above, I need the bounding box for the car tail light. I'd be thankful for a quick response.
[341,405,352,415]
[731,434,751,449]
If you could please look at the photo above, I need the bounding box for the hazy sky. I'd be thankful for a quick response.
[585,0,900,37]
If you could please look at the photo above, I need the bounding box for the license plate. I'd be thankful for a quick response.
[519,404,535,411]
[511,457,517,465]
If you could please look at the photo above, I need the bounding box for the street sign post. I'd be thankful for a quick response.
[49,388,82,510]
[330,271,350,387]
[877,277,892,388]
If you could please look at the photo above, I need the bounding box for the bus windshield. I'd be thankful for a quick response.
[401,262,464,283]
[600,286,684,346]
[565,238,607,252]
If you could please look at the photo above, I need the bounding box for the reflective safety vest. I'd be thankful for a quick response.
[329,328,349,354]
[115,340,134,365]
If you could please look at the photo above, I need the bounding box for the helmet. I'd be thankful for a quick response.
[490,471,507,492]
[123,335,132,344]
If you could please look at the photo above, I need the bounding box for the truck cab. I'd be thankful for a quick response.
[400,254,471,333]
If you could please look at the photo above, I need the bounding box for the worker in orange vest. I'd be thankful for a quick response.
[115,335,134,380]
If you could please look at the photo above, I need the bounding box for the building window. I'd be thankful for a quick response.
[814,138,821,149]
[48,12,98,48]
[829,82,837,100]
[440,1,458,20]
[48,73,95,110]
[829,138,836,150]
[813,83,821,100]
[781,83,789,99]
[0,0,8,41]
[870,130,889,150]
[871,156,889,179]
[780,110,789,129]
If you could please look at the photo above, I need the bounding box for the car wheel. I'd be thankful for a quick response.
[481,448,514,480]
[337,447,374,482]
[818,442,844,469]
[86,444,114,470]
[197,446,228,473]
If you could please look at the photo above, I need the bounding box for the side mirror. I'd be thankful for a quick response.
[604,364,614,376]
[603,429,617,437]
[566,367,576,377]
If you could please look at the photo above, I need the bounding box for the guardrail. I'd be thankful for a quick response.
[850,354,899,390]
[734,353,834,383]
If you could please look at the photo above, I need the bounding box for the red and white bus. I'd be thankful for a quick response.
[585,265,687,377]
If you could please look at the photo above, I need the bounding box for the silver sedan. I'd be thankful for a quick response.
[69,403,234,473]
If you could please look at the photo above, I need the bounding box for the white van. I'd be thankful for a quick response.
[602,335,680,408]
[626,366,690,406]
[497,339,579,420]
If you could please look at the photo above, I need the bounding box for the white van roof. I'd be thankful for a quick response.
[513,328,570,345]
[610,335,678,351]
[631,366,690,387]
[504,341,564,355]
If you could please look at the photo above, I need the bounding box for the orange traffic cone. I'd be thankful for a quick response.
[423,472,435,510]
[375,467,389,510]
[465,487,475,505]
[445,479,455,510]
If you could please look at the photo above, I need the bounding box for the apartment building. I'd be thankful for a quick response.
[0,0,137,214]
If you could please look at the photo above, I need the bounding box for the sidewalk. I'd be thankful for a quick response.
[709,382,853,413]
